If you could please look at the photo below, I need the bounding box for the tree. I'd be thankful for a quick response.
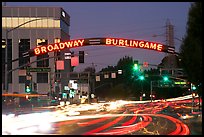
[179,2,202,96]
[117,56,134,82]
[83,66,95,73]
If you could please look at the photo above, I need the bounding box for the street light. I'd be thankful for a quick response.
[4,18,57,93]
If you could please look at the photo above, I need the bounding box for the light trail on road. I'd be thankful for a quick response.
[3,95,198,135]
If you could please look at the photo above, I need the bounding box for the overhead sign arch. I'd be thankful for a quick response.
[28,37,175,57]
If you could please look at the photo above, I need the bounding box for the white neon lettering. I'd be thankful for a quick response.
[133,41,138,47]
[78,40,84,46]
[150,43,157,50]
[119,39,124,46]
[65,41,73,48]
[106,38,112,45]
[139,41,144,47]
[74,41,79,47]
[112,39,117,45]
[53,43,60,51]
[144,42,149,49]
[124,40,129,46]
[157,44,163,51]
[41,46,47,53]
[34,48,41,55]
[59,43,65,49]
[47,45,54,52]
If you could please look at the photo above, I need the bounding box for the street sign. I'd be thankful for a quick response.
[26,67,51,72]
[174,81,187,85]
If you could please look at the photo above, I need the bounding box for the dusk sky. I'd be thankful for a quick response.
[6,2,191,72]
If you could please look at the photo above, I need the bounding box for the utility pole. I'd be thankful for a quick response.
[150,81,153,102]
[166,19,174,49]
[92,63,96,94]
[165,19,175,69]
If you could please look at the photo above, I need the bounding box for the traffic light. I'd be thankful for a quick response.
[143,62,148,67]
[25,86,31,93]
[25,80,31,93]
[163,76,169,82]
[79,51,84,63]
[133,63,139,71]
[191,83,196,90]
[133,60,139,71]
[69,88,75,98]
[139,75,145,80]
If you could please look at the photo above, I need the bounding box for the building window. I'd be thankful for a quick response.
[2,17,60,28]
[18,39,30,83]
[37,39,49,83]
[36,39,49,67]
[19,39,30,68]
[60,20,69,34]
[19,76,26,83]
[37,73,48,83]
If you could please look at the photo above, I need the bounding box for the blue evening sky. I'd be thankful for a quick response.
[5,2,191,72]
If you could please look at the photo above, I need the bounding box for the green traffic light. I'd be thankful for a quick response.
[26,86,31,92]
[163,76,169,82]
[133,64,139,71]
[139,75,145,80]
[192,85,196,90]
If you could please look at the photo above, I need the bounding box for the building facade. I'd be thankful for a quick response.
[2,6,71,96]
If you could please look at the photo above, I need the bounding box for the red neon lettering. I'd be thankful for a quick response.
[157,44,163,51]
[118,39,124,46]
[33,38,163,56]
[65,41,73,48]
[129,40,133,47]
[53,43,60,50]
[124,40,129,46]
[78,40,84,46]
[132,41,138,47]
[47,45,54,52]
[74,41,79,47]
[106,38,112,45]
[150,43,157,50]
[139,41,144,47]
[59,43,65,49]
[144,42,149,49]
[34,48,41,55]
[41,46,47,53]
[112,39,117,45]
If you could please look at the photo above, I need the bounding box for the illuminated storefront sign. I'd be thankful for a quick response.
[33,37,165,56]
